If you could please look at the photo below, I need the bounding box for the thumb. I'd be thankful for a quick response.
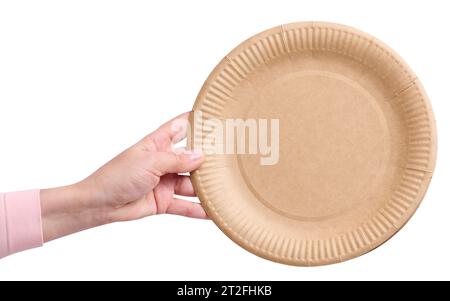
[152,148,204,174]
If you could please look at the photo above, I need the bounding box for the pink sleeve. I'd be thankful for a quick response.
[0,190,43,259]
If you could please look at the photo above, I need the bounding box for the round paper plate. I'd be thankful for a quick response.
[189,22,436,266]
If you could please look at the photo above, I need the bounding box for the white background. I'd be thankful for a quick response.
[0,0,449,280]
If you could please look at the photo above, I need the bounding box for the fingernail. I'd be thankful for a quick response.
[188,149,203,161]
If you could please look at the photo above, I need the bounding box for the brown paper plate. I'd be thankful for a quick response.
[189,22,436,266]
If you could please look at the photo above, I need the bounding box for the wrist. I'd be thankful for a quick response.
[40,182,110,242]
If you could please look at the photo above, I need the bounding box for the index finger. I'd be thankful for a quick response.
[142,111,191,151]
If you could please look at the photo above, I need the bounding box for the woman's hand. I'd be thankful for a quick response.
[40,112,206,242]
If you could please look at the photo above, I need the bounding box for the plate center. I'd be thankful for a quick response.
[237,70,389,220]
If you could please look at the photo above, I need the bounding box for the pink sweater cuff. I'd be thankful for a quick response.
[0,190,43,259]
